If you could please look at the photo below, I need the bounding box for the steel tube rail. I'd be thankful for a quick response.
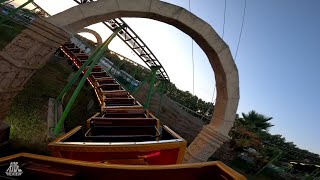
[53,28,121,135]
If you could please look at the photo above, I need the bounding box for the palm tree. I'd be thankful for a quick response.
[240,110,274,133]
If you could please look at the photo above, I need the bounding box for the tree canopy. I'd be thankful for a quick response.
[227,110,320,176]
[105,52,214,122]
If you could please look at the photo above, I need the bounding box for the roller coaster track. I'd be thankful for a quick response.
[72,0,169,81]
[0,3,244,179]
[0,41,245,178]
[54,41,187,164]
[28,0,170,81]
[101,18,170,81]
[60,42,143,109]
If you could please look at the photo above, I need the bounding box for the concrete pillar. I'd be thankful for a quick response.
[183,125,230,163]
[0,18,70,144]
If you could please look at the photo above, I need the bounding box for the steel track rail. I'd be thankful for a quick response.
[72,0,170,81]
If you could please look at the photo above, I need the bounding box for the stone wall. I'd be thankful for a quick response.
[134,83,204,143]
[0,18,70,143]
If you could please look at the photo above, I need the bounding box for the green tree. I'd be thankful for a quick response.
[104,51,215,121]
[240,110,274,133]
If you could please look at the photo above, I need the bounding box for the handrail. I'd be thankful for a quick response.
[53,27,121,135]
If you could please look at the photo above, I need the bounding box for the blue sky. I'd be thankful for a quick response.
[13,0,320,154]
[159,0,320,155]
